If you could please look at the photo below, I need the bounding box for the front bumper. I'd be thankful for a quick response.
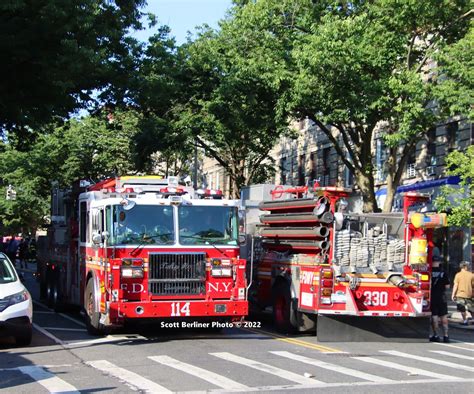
[0,299,33,323]
[113,299,248,321]
[0,316,32,338]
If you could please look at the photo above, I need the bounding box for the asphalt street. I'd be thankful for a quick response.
[0,266,473,393]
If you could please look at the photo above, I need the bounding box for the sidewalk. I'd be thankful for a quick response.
[446,291,474,331]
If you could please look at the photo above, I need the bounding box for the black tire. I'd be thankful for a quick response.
[85,279,105,336]
[272,281,297,334]
[15,324,33,347]
[52,275,66,313]
[46,273,55,308]
[39,274,47,299]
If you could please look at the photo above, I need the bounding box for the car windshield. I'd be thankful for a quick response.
[107,204,175,246]
[0,256,17,284]
[178,205,238,245]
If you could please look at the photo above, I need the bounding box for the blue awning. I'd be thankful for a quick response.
[375,176,461,196]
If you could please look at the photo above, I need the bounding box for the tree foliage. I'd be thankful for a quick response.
[434,145,474,227]
[0,110,141,233]
[0,0,146,144]
[132,20,289,196]
[225,0,472,211]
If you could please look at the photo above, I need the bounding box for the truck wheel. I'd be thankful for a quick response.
[52,276,65,313]
[46,275,55,308]
[272,282,297,334]
[85,280,105,336]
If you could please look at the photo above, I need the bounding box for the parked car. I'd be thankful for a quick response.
[0,252,33,346]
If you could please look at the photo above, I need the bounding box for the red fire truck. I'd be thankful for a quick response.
[37,176,248,334]
[242,184,445,341]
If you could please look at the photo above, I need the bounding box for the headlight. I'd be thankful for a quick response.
[0,290,29,312]
[211,268,232,277]
[121,267,144,278]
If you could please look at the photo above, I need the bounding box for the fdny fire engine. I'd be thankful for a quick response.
[241,184,446,341]
[37,176,248,334]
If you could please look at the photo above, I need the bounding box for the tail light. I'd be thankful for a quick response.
[320,268,333,305]
[418,273,431,310]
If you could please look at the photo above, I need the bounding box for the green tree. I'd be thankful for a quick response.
[228,0,472,211]
[127,27,196,176]
[0,110,142,233]
[0,0,147,145]
[434,21,474,121]
[173,24,289,197]
[434,146,474,227]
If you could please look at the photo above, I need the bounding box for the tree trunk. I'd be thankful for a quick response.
[383,174,397,213]
[383,144,413,213]
[355,169,378,212]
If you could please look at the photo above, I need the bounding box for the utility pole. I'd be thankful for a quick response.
[193,139,198,190]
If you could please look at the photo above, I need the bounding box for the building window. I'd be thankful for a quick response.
[298,154,306,186]
[310,152,317,182]
[446,121,458,152]
[406,151,416,178]
[280,157,287,184]
[321,147,331,186]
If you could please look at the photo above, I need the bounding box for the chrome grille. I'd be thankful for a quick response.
[148,252,206,296]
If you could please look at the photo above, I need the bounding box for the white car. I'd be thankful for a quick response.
[0,252,33,346]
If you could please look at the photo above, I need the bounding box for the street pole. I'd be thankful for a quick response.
[193,139,198,190]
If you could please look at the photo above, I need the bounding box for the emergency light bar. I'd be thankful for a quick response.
[196,189,224,199]
[159,187,187,197]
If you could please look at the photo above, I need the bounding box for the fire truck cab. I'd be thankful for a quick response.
[37,176,248,334]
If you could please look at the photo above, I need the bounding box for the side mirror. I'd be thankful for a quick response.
[238,234,247,245]
[92,232,102,245]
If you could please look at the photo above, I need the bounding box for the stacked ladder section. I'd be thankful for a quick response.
[258,196,333,260]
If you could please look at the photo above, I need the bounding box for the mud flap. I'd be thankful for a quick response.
[317,315,430,342]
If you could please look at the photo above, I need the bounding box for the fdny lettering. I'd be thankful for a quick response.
[121,283,144,293]
[300,271,314,285]
[207,282,232,292]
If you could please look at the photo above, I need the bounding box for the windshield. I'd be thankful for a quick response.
[0,256,17,284]
[178,205,238,245]
[107,204,175,245]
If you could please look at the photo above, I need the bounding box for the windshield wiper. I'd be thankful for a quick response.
[179,235,229,257]
[129,233,174,255]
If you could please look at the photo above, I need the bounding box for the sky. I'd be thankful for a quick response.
[134,0,234,44]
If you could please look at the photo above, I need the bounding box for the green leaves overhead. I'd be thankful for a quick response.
[0,110,141,232]
[0,0,146,139]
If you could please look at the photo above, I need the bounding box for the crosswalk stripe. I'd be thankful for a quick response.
[210,352,321,384]
[430,350,474,361]
[271,351,392,383]
[351,356,463,381]
[86,360,172,393]
[434,342,474,352]
[18,366,80,393]
[381,350,474,372]
[149,355,248,390]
